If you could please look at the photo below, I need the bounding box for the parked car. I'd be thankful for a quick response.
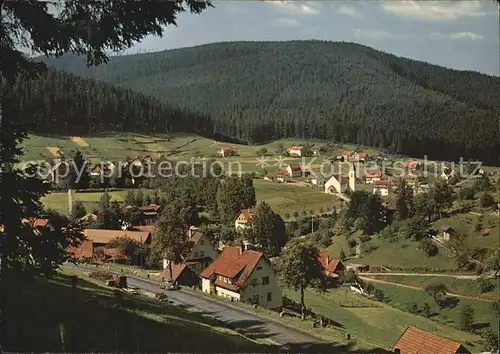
[158,280,180,290]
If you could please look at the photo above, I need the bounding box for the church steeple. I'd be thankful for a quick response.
[348,163,356,192]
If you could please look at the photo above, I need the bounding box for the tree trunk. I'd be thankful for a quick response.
[300,286,306,318]
[168,260,173,281]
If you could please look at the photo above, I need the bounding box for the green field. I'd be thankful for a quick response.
[365,275,499,300]
[433,213,499,251]
[1,269,273,353]
[334,234,458,271]
[368,282,498,336]
[283,287,485,352]
[42,181,340,217]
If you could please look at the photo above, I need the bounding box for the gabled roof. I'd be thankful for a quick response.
[103,248,127,260]
[392,327,467,354]
[132,225,154,233]
[404,161,418,168]
[276,169,288,176]
[22,218,50,228]
[289,145,304,150]
[318,251,342,277]
[159,262,194,282]
[221,146,235,150]
[138,204,162,213]
[366,169,382,178]
[374,180,392,187]
[186,227,205,245]
[288,164,302,171]
[67,239,94,259]
[237,208,257,220]
[83,229,151,244]
[200,246,263,292]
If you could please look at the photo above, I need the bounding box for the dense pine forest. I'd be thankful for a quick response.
[3,69,214,137]
[30,41,500,163]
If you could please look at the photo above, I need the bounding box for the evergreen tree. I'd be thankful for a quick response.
[459,305,475,331]
[243,202,288,257]
[124,190,136,206]
[70,150,90,189]
[395,178,413,220]
[152,202,194,280]
[72,200,86,220]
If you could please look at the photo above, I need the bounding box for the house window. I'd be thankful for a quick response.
[262,276,270,285]
[194,252,199,258]
[256,266,262,271]
[200,251,204,257]
[267,292,272,302]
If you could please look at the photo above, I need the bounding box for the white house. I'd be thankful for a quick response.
[163,226,219,274]
[234,208,257,230]
[373,180,391,196]
[218,146,237,157]
[200,246,283,310]
[288,145,304,157]
[365,169,382,184]
[324,164,356,194]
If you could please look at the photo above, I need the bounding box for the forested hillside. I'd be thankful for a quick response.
[3,69,213,136]
[38,41,500,163]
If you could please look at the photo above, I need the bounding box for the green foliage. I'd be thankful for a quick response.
[243,202,288,257]
[483,328,499,352]
[458,187,475,201]
[420,238,439,257]
[339,249,346,261]
[93,190,121,229]
[480,192,494,207]
[42,41,500,164]
[476,277,493,294]
[422,302,431,318]
[276,239,324,315]
[459,305,475,331]
[216,175,256,224]
[394,178,414,220]
[72,200,87,220]
[424,283,448,307]
[152,202,194,279]
[345,191,386,234]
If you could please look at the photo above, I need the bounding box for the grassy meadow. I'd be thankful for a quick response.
[283,287,486,352]
[42,180,340,218]
[365,274,499,300]
[1,269,274,353]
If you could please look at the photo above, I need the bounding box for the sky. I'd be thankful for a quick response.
[121,0,500,76]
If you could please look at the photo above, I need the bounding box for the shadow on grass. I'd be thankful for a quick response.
[471,322,490,331]
[0,273,276,353]
[441,296,460,309]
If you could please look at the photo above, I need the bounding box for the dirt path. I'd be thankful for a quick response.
[358,272,480,280]
[359,276,495,302]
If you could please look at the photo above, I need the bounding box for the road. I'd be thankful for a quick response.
[64,264,341,352]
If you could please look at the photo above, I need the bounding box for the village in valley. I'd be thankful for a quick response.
[18,133,500,353]
[3,1,500,352]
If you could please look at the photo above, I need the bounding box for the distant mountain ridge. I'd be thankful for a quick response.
[36,41,500,163]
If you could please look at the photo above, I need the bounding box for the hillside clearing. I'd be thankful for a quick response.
[283,287,485,352]
[71,137,89,147]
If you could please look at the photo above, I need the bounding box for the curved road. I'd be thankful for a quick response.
[64,264,339,351]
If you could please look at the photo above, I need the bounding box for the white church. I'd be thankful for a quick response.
[324,164,356,195]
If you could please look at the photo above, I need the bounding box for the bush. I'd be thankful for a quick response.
[421,238,439,257]
[480,192,494,207]
[459,305,475,331]
[477,277,494,293]
[408,302,419,314]
[373,289,385,301]
[422,302,431,317]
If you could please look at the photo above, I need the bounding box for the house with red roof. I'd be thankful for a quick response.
[373,180,392,197]
[365,169,383,184]
[234,208,258,230]
[288,145,304,157]
[162,226,219,274]
[318,251,345,280]
[158,262,200,287]
[200,246,282,310]
[392,326,469,354]
[343,151,368,162]
[218,146,238,157]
